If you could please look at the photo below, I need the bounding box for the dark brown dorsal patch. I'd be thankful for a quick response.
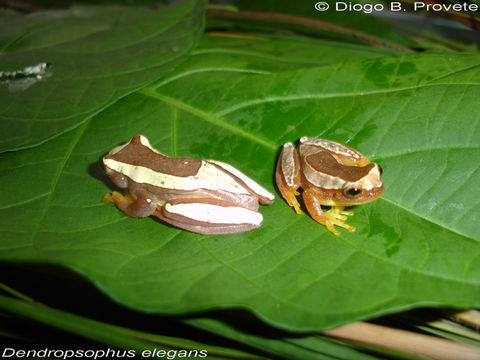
[106,137,202,177]
[305,151,374,182]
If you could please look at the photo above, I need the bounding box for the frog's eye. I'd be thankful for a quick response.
[344,187,362,198]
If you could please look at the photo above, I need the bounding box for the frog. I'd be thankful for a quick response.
[275,136,384,235]
[102,135,275,235]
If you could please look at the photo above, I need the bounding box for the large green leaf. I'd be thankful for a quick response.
[0,1,205,152]
[0,33,479,331]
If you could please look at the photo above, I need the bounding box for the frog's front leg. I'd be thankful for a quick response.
[275,142,302,214]
[302,189,355,236]
[155,198,264,235]
[103,190,157,218]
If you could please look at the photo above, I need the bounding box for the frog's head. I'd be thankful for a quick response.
[333,163,384,206]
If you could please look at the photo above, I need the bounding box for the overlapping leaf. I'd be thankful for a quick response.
[211,0,415,49]
[0,0,205,152]
[0,33,479,331]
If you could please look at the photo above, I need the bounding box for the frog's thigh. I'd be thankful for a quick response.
[276,144,302,214]
[155,199,264,235]
[105,190,157,218]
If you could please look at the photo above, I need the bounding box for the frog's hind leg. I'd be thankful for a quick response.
[155,198,263,235]
[103,190,156,218]
[302,189,355,235]
[275,142,302,214]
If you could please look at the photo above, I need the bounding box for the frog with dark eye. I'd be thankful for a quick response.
[275,137,384,235]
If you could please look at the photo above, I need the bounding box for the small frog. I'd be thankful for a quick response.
[275,136,384,235]
[103,135,275,235]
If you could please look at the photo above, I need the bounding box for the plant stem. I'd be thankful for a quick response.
[324,321,480,360]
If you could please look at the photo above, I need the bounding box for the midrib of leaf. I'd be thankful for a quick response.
[191,48,327,65]
[139,88,277,151]
[30,120,90,248]
[215,81,480,118]
[152,68,271,89]
[150,56,480,119]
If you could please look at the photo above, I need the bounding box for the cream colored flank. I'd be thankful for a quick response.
[107,135,273,198]
[165,203,263,225]
[300,136,361,160]
[281,143,297,187]
[103,158,254,194]
[207,160,275,201]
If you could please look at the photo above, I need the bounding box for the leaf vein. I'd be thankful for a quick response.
[215,82,480,118]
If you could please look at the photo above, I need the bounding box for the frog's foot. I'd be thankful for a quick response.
[325,211,348,222]
[326,206,354,221]
[103,190,156,218]
[320,212,356,236]
[103,191,134,206]
[302,190,355,235]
